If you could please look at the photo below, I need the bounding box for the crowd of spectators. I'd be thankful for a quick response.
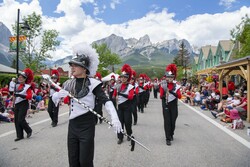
[181,77,247,129]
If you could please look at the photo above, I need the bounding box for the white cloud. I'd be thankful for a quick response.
[0,1,250,61]
[219,0,237,9]
[110,0,120,10]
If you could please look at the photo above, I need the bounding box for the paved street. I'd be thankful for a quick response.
[0,93,250,167]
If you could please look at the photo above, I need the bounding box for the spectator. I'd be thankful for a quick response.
[191,88,201,106]
[9,78,16,95]
[228,79,235,96]
[227,93,241,108]
[235,90,247,120]
[1,84,9,100]
[204,89,220,110]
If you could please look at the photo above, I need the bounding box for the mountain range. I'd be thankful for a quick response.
[0,21,194,69]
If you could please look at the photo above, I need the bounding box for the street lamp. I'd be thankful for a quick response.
[16,9,31,77]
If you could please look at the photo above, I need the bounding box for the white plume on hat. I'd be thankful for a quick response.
[72,42,99,77]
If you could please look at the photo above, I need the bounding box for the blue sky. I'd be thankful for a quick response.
[0,0,250,60]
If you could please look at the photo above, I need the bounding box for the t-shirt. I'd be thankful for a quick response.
[194,92,201,101]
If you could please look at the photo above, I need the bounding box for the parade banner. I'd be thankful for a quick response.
[9,35,27,52]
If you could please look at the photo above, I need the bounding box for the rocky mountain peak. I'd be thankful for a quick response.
[0,22,12,47]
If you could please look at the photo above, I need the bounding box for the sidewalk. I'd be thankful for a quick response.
[180,101,250,142]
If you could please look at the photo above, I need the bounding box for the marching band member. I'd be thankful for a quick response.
[94,72,103,124]
[113,64,134,144]
[137,74,146,113]
[13,68,34,141]
[160,64,181,146]
[107,75,117,109]
[47,69,60,127]
[130,70,138,125]
[52,43,122,167]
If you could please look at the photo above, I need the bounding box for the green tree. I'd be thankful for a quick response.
[12,12,60,72]
[173,41,190,80]
[231,14,250,58]
[92,43,122,76]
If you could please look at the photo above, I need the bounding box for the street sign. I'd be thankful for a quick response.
[9,35,27,52]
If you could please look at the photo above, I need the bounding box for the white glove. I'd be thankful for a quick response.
[111,117,122,134]
[52,89,69,107]
[104,101,123,133]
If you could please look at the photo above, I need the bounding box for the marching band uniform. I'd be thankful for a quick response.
[14,68,34,141]
[138,74,146,113]
[47,69,60,127]
[130,70,138,125]
[107,75,117,109]
[113,64,134,144]
[153,78,159,99]
[160,64,181,146]
[52,43,122,167]
[94,72,103,124]
[143,76,150,108]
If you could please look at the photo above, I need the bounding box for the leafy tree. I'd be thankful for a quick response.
[92,43,122,76]
[231,14,250,58]
[12,12,60,73]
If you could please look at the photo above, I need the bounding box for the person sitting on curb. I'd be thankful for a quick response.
[235,90,247,120]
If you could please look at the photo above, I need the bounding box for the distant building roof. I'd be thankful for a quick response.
[201,45,211,59]
[219,40,234,51]
[0,63,18,74]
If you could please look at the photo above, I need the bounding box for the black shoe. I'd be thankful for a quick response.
[99,119,102,124]
[211,111,218,119]
[14,137,24,142]
[27,131,32,138]
[127,136,131,141]
[117,139,123,144]
[166,140,171,146]
[170,136,174,141]
[52,122,57,127]
[133,122,137,125]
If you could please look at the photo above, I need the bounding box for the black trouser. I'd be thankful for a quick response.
[117,100,132,140]
[131,95,138,124]
[68,112,95,167]
[144,90,150,107]
[47,97,59,124]
[162,99,178,140]
[153,88,158,98]
[138,92,145,112]
[14,100,32,139]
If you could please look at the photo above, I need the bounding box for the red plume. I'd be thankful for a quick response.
[111,75,116,80]
[51,69,60,82]
[166,64,177,79]
[131,70,136,79]
[121,64,132,81]
[23,68,34,84]
[95,72,102,80]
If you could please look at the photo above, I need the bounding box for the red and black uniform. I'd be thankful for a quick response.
[160,81,181,143]
[113,83,134,142]
[14,83,33,140]
[130,79,138,125]
[47,84,60,126]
